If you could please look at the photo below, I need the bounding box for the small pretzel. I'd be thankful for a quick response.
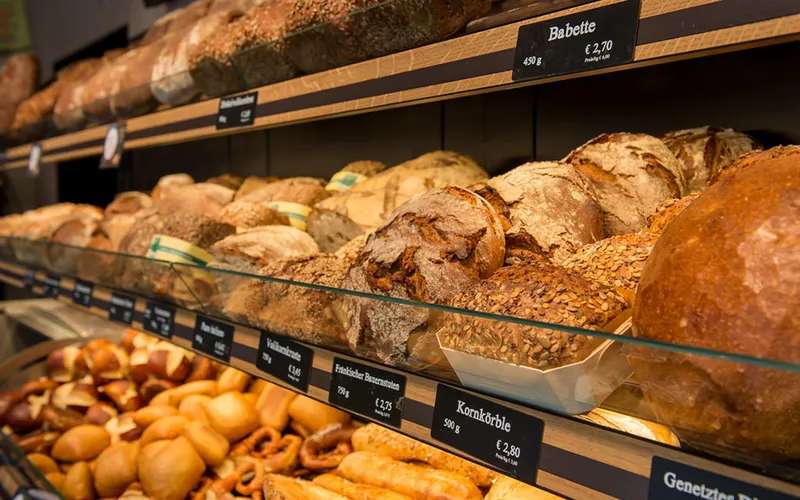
[191,477,213,500]
[299,424,355,471]
[235,461,264,496]
[232,426,281,456]
[263,435,302,473]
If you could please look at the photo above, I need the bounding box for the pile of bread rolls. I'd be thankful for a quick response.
[0,330,558,500]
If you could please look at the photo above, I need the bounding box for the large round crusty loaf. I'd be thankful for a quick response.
[341,186,505,367]
[661,126,760,191]
[306,151,488,252]
[0,53,39,135]
[210,226,319,273]
[631,145,800,460]
[441,263,623,369]
[564,133,687,236]
[151,173,195,201]
[105,192,153,218]
[475,161,603,265]
[153,182,235,219]
[238,177,328,205]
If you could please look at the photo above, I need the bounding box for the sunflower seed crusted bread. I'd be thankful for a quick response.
[644,193,700,236]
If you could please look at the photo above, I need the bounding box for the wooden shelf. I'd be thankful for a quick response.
[2,0,799,170]
[1,259,798,500]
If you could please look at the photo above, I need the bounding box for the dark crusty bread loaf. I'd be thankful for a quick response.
[0,53,39,136]
[661,126,760,191]
[631,145,800,460]
[475,161,603,265]
[341,186,505,367]
[441,263,623,369]
[283,0,491,74]
[564,133,687,236]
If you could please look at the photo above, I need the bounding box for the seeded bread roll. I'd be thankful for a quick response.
[307,151,488,252]
[210,226,319,273]
[218,200,290,229]
[151,173,195,201]
[632,146,800,460]
[560,233,657,307]
[0,53,39,136]
[475,161,603,265]
[564,133,687,235]
[224,253,350,346]
[643,193,700,236]
[342,186,505,367]
[661,126,761,191]
[441,263,624,369]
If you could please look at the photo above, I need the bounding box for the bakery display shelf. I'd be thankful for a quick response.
[0,431,59,500]
[3,0,799,170]
[0,242,798,499]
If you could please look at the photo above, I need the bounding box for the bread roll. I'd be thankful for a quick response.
[564,133,687,235]
[484,477,563,500]
[255,381,297,430]
[151,173,195,201]
[337,452,482,500]
[351,424,497,487]
[0,53,39,135]
[342,186,505,367]
[661,126,760,191]
[218,200,290,229]
[210,226,319,273]
[631,146,800,460]
[47,210,104,274]
[138,436,205,500]
[288,395,350,434]
[442,263,624,369]
[476,161,603,264]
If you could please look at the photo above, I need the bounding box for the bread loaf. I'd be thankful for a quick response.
[306,151,488,252]
[710,146,780,184]
[208,0,266,13]
[234,176,279,200]
[209,226,319,273]
[475,162,603,264]
[485,477,563,500]
[82,50,141,122]
[151,11,241,106]
[154,182,234,219]
[631,146,800,460]
[142,0,211,45]
[643,193,700,235]
[111,36,176,119]
[564,133,687,235]
[105,192,152,218]
[333,233,369,265]
[661,126,760,191]
[206,173,244,190]
[264,474,349,500]
[46,211,104,274]
[0,53,39,135]
[325,160,388,192]
[441,263,623,369]
[238,177,329,230]
[218,200,290,229]
[151,173,195,201]
[52,60,105,131]
[10,82,62,142]
[560,232,657,307]
[342,186,505,367]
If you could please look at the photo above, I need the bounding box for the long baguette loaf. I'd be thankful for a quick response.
[484,477,564,500]
[336,452,482,500]
[264,474,348,500]
[351,424,497,487]
[312,474,412,500]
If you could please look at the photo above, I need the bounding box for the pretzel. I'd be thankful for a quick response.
[299,424,355,471]
[210,460,263,500]
[263,435,302,473]
[231,426,281,456]
[191,477,213,500]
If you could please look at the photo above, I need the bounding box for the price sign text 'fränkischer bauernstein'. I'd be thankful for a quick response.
[193,315,234,362]
[256,330,314,392]
[329,358,406,428]
[512,0,640,82]
[432,384,544,486]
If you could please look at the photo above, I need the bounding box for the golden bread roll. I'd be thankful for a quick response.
[263,473,349,500]
[139,437,205,500]
[93,441,139,497]
[203,391,259,441]
[183,421,229,466]
[313,473,412,500]
[288,395,350,434]
[484,477,564,499]
[51,425,111,462]
[62,461,95,500]
[255,381,297,430]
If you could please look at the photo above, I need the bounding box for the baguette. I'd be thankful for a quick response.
[313,474,412,500]
[350,424,497,488]
[264,474,348,500]
[336,452,482,500]
[484,477,564,500]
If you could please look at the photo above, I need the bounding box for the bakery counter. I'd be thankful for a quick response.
[3,0,800,169]
[0,240,798,499]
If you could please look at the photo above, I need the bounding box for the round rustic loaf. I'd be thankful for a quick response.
[154,182,235,219]
[206,173,245,190]
[564,133,687,235]
[341,186,505,367]
[643,193,700,236]
[560,232,657,308]
[210,226,319,273]
[476,161,603,265]
[152,173,195,201]
[661,126,760,192]
[631,145,800,460]
[307,151,488,252]
[234,176,280,200]
[710,145,796,185]
[441,263,624,369]
[218,200,290,229]
[105,192,153,218]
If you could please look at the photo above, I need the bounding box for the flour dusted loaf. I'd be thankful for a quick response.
[283,0,491,74]
[661,126,761,191]
[307,151,488,252]
[565,133,687,235]
[342,186,505,367]
[0,53,39,136]
[475,161,603,265]
[210,226,319,273]
[631,145,800,460]
[441,263,623,369]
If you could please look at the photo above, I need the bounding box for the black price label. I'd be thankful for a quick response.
[512,0,640,82]
[108,292,135,325]
[99,123,125,169]
[256,331,314,392]
[43,275,60,298]
[193,316,234,362]
[648,457,795,500]
[71,280,93,307]
[142,300,175,339]
[431,384,544,486]
[329,358,406,427]
[23,269,35,289]
[217,92,257,129]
